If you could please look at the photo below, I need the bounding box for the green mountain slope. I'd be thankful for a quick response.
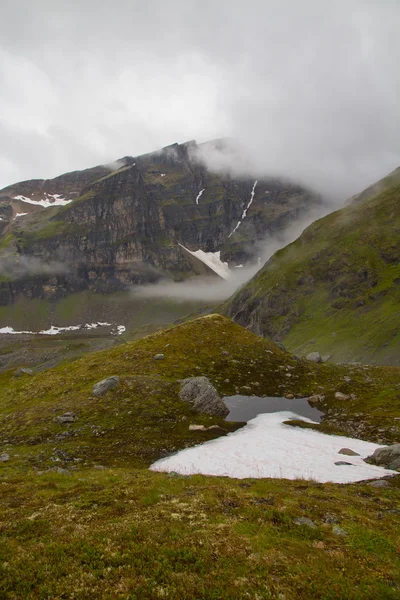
[223,179,400,365]
[0,314,399,598]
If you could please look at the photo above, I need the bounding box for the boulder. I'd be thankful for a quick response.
[306,352,322,363]
[338,448,360,456]
[294,517,316,529]
[0,453,10,462]
[335,392,350,401]
[335,461,353,466]
[308,394,325,405]
[179,376,229,417]
[332,525,347,537]
[53,412,77,424]
[92,376,119,396]
[364,444,400,470]
[154,354,165,360]
[368,479,390,488]
[13,368,33,377]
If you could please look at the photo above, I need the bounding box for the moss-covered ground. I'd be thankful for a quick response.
[0,315,399,598]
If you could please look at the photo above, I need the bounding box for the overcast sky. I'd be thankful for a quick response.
[1,0,400,200]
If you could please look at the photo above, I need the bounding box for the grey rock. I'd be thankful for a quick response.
[332,525,347,537]
[189,424,206,431]
[335,392,350,401]
[321,354,332,363]
[364,443,400,468]
[221,350,229,356]
[308,394,325,405]
[338,448,360,456]
[154,354,165,360]
[55,467,70,475]
[294,517,316,529]
[179,376,229,417]
[0,453,10,462]
[92,376,119,396]
[335,461,353,466]
[388,457,400,471]
[53,412,77,424]
[368,479,390,488]
[13,367,33,377]
[306,352,322,363]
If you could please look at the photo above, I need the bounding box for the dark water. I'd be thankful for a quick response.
[223,395,324,423]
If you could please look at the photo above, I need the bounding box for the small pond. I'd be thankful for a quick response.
[223,395,324,423]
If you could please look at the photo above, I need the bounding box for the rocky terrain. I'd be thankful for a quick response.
[222,170,400,365]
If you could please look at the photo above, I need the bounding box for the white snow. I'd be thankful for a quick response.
[0,322,125,336]
[160,173,166,177]
[234,264,244,268]
[178,243,230,280]
[228,180,258,238]
[13,194,72,208]
[150,411,397,483]
[195,189,205,205]
[13,213,28,219]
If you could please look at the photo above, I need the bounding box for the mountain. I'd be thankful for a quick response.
[222,174,400,365]
[0,140,321,311]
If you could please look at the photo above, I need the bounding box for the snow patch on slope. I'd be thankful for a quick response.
[150,411,397,483]
[13,194,73,208]
[179,243,230,280]
[195,189,205,205]
[228,180,258,238]
[13,213,28,219]
[0,322,126,336]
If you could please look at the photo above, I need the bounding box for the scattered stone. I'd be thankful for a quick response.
[93,465,107,470]
[335,461,353,466]
[323,514,338,524]
[332,525,347,537]
[306,352,322,363]
[0,453,10,462]
[92,376,119,396]
[53,412,77,424]
[224,379,230,383]
[179,377,229,417]
[338,448,360,456]
[285,393,294,399]
[154,354,165,360]
[364,443,400,469]
[13,367,33,377]
[368,479,390,488]
[308,394,325,405]
[275,342,287,352]
[55,467,70,475]
[335,392,350,401]
[189,424,206,431]
[221,350,229,356]
[294,517,316,529]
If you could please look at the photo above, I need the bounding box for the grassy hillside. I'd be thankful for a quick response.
[0,314,399,598]
[223,180,400,365]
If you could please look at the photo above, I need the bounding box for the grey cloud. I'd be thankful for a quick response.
[0,1,399,201]
[0,256,70,279]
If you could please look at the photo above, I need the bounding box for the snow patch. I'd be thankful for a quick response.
[13,194,73,208]
[13,213,28,219]
[228,180,258,238]
[179,243,230,280]
[160,173,166,177]
[234,264,244,268]
[195,189,205,205]
[150,411,397,483]
[0,322,127,336]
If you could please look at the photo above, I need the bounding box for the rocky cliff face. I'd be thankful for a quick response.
[0,139,321,303]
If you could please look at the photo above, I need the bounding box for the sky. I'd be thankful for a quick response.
[1,0,400,200]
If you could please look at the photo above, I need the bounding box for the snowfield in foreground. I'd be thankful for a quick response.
[150,411,396,483]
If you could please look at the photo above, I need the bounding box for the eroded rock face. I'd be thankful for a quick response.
[92,376,119,397]
[306,352,322,363]
[0,140,322,303]
[179,376,229,417]
[365,444,400,471]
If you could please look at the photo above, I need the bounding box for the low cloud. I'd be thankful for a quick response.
[0,255,69,279]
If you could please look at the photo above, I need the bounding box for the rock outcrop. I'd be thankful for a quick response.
[365,444,400,471]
